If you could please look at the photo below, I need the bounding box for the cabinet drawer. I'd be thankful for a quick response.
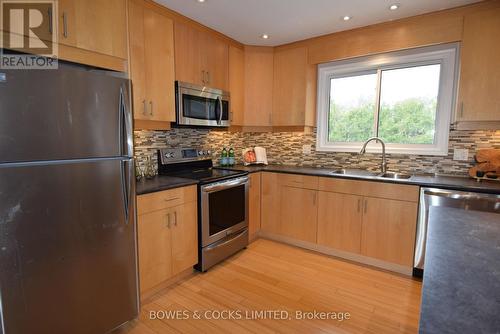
[318,177,419,202]
[137,185,197,215]
[278,173,319,190]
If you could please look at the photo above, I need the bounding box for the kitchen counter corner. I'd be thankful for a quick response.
[136,176,198,195]
[419,207,500,334]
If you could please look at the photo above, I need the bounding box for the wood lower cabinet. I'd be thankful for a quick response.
[261,173,318,243]
[261,172,419,273]
[129,0,175,129]
[261,173,281,234]
[138,208,173,293]
[137,186,197,296]
[248,173,261,240]
[360,197,418,267]
[171,201,198,274]
[457,7,500,123]
[280,186,318,243]
[317,192,363,254]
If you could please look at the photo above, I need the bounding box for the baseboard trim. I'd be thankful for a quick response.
[140,268,196,303]
[258,231,413,276]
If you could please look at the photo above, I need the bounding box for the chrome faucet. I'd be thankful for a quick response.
[360,137,387,174]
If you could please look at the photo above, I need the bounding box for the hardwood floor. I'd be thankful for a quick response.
[115,239,422,334]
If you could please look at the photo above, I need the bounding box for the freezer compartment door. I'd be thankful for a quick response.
[0,159,138,334]
[0,63,133,163]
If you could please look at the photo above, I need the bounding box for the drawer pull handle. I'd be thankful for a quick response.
[166,213,171,228]
[164,197,180,202]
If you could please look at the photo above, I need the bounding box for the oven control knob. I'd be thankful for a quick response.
[165,152,173,158]
[198,150,204,156]
[207,150,211,156]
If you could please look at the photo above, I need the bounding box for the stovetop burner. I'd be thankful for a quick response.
[157,147,247,185]
[166,168,247,184]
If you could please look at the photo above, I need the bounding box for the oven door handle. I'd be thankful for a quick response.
[205,229,247,251]
[201,176,248,193]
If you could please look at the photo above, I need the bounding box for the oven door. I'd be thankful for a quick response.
[176,84,230,127]
[201,176,249,247]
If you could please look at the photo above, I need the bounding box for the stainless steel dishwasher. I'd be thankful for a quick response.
[413,187,500,277]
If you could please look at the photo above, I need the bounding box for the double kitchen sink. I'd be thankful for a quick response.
[330,168,413,180]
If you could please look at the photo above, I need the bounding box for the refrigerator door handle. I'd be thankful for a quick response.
[120,84,134,158]
[121,160,129,223]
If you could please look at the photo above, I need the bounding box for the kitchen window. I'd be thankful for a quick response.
[316,44,459,155]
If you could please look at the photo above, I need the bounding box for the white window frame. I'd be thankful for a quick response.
[316,43,459,156]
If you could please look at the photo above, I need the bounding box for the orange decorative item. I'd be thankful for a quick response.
[469,149,500,181]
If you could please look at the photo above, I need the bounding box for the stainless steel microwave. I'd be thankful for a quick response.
[175,81,230,127]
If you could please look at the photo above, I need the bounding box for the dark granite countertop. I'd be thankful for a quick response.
[136,176,198,195]
[217,164,500,194]
[419,207,500,334]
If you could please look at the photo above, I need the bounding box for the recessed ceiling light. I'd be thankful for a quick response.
[197,0,205,3]
[261,34,269,39]
[389,4,399,10]
[343,16,351,21]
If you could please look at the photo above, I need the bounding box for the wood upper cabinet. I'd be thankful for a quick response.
[244,46,274,126]
[129,0,175,127]
[360,197,418,267]
[457,7,500,122]
[137,186,197,295]
[58,0,127,59]
[205,34,229,90]
[248,173,261,240]
[280,186,318,243]
[229,45,245,126]
[273,46,316,127]
[317,192,363,254]
[174,22,229,90]
[174,21,203,85]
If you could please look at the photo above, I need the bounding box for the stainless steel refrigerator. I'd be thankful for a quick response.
[0,62,138,334]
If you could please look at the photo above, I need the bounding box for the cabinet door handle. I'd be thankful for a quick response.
[149,101,153,116]
[48,7,53,34]
[364,199,368,214]
[202,70,206,84]
[166,213,171,228]
[357,199,361,213]
[174,211,178,226]
[142,100,147,116]
[206,71,210,84]
[62,12,68,38]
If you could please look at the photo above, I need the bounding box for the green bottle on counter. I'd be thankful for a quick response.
[221,147,228,166]
[228,148,235,166]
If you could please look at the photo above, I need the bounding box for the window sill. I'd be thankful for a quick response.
[316,145,449,156]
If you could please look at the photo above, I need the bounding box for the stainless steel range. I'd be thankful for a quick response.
[158,148,249,271]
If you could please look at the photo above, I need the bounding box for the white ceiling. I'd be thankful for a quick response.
[155,0,481,46]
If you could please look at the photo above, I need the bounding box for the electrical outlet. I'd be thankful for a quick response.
[453,149,469,161]
[302,144,312,155]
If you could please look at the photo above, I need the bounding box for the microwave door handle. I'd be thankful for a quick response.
[217,96,223,125]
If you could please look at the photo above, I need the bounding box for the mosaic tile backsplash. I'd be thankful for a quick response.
[134,128,500,176]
